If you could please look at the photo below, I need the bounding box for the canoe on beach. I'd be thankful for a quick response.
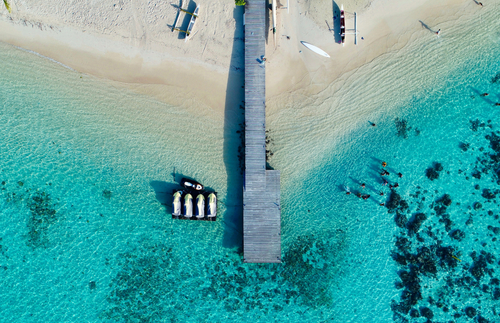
[300,41,330,58]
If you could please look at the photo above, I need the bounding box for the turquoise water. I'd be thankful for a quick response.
[1,7,500,323]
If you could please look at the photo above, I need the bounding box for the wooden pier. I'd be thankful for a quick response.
[243,0,281,263]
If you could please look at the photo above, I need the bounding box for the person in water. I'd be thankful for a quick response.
[383,179,388,186]
[379,191,384,196]
[398,172,403,178]
[345,186,351,195]
[480,93,489,97]
[361,183,366,189]
[394,183,399,188]
[382,162,387,167]
[380,202,385,206]
[362,194,370,200]
[356,192,362,198]
[495,103,500,106]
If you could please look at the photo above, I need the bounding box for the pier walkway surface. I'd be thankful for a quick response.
[243,0,281,263]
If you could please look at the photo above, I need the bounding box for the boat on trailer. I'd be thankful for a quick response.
[181,177,204,191]
[185,5,200,42]
[172,191,183,216]
[340,5,346,45]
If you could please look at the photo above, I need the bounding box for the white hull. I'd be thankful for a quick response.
[300,41,330,58]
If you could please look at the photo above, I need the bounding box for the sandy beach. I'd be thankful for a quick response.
[0,0,487,115]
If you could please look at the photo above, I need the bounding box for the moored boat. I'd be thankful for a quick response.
[195,194,205,218]
[185,5,200,42]
[207,193,217,218]
[181,178,204,191]
[172,191,183,216]
[183,193,193,217]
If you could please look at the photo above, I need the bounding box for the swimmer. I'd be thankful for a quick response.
[361,183,366,189]
[362,194,370,200]
[495,103,500,106]
[380,202,385,206]
[389,185,393,189]
[345,186,351,195]
[382,162,387,167]
[356,193,362,198]
[480,93,489,97]
[394,183,399,188]
[398,172,403,178]
[383,179,388,186]
[379,191,384,196]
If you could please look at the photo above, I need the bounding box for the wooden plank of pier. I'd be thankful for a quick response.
[243,0,281,263]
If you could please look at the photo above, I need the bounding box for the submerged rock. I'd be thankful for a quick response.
[465,306,477,318]
[407,213,427,235]
[482,189,496,199]
[395,212,408,228]
[474,202,483,210]
[419,307,434,319]
[437,194,452,206]
[426,168,439,181]
[449,229,465,241]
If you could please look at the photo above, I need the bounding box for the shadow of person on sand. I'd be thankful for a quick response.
[222,6,245,250]
[419,20,437,34]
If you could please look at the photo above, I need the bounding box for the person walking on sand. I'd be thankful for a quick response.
[477,2,483,7]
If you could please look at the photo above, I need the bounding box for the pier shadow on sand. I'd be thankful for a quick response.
[222,6,245,249]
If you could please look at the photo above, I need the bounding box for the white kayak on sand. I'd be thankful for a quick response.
[300,41,330,58]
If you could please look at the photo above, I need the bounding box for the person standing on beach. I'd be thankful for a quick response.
[436,29,441,35]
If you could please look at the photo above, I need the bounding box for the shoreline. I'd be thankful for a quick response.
[0,0,482,112]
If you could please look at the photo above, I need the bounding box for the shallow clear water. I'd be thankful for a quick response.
[1,6,500,323]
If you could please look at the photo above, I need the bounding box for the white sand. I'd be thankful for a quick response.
[0,0,491,114]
